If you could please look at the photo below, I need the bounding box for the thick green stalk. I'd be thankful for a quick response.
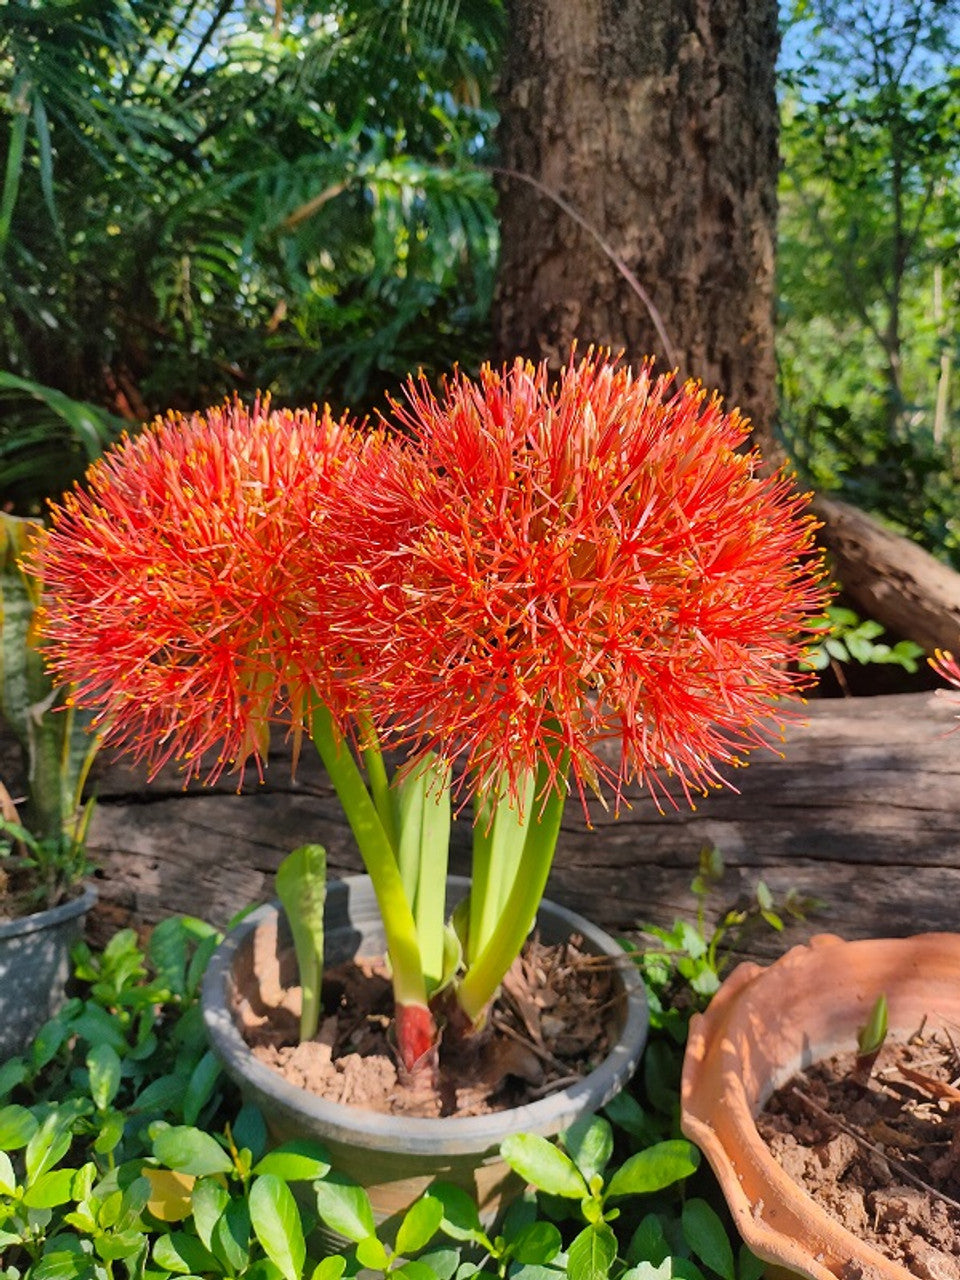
[413,757,451,991]
[456,760,568,1026]
[275,844,327,1041]
[394,753,451,990]
[308,701,427,1011]
[469,769,535,962]
[355,706,398,852]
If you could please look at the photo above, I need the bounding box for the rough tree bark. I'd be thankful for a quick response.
[492,0,782,447]
[491,0,960,655]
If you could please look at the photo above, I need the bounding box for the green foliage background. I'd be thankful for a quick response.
[777,0,960,565]
[0,0,501,509]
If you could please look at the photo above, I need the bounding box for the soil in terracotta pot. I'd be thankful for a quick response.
[756,1020,960,1278]
[234,933,618,1119]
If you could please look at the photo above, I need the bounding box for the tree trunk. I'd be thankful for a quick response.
[492,0,782,449]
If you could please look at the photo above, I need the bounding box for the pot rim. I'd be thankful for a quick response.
[681,931,960,1280]
[203,874,648,1155]
[0,883,97,940]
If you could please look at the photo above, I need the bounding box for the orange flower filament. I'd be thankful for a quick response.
[335,351,829,811]
[31,398,370,782]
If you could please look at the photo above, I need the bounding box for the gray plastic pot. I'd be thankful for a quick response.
[0,885,96,1061]
[203,875,648,1230]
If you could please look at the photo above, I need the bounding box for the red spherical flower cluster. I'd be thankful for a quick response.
[30,398,370,782]
[336,351,829,811]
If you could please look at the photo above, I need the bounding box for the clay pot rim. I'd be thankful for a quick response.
[203,874,649,1156]
[681,931,960,1280]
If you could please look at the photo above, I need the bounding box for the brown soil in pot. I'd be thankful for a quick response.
[756,1020,960,1278]
[233,932,617,1119]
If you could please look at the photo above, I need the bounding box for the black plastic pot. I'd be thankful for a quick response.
[203,875,648,1231]
[0,885,96,1060]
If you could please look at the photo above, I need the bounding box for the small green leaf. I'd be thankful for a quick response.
[0,1057,28,1099]
[153,1230,220,1274]
[857,993,888,1060]
[567,1222,617,1280]
[682,1199,735,1280]
[29,1251,91,1280]
[0,1149,16,1193]
[414,1248,460,1280]
[0,1103,38,1149]
[249,1174,306,1280]
[70,1005,128,1054]
[253,1140,331,1182]
[147,916,190,997]
[214,1196,252,1273]
[233,1104,268,1161]
[93,1110,126,1156]
[395,1194,443,1256]
[754,881,773,912]
[562,1116,613,1181]
[737,1242,765,1280]
[605,1140,700,1199]
[314,1174,376,1243]
[430,1180,487,1244]
[153,1126,234,1176]
[25,1111,73,1182]
[182,1051,221,1125]
[626,1213,669,1266]
[191,1177,230,1249]
[355,1235,390,1270]
[23,1167,78,1208]
[393,1264,445,1280]
[507,1221,562,1265]
[311,1258,346,1280]
[501,1134,587,1198]
[87,1044,122,1111]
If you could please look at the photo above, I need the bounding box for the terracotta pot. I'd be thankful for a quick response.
[681,931,960,1280]
[203,875,649,1234]
[0,885,97,1061]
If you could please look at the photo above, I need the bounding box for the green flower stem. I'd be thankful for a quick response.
[395,757,426,907]
[355,707,398,853]
[469,769,535,963]
[413,757,451,992]
[308,701,427,1011]
[456,761,568,1026]
[394,753,451,990]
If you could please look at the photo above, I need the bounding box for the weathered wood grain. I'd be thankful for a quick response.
[75,691,960,960]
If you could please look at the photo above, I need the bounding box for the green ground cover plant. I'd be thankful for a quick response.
[0,863,801,1280]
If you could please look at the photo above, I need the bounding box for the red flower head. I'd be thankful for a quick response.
[30,397,373,782]
[337,350,830,812]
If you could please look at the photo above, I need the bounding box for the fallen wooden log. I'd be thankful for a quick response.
[79,690,960,963]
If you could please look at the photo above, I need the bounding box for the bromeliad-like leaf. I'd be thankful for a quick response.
[275,844,327,1042]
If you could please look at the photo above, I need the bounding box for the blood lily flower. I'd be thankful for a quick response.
[30,350,830,1082]
[331,351,829,1029]
[31,397,366,783]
